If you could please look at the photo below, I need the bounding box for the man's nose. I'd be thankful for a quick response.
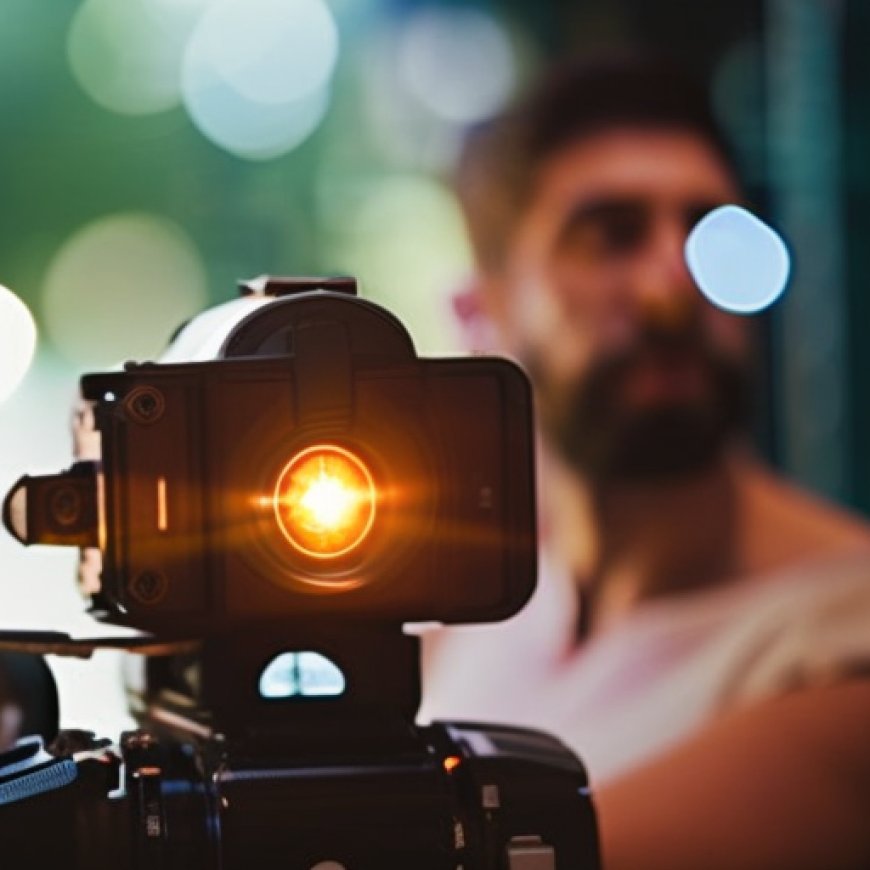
[632,222,699,331]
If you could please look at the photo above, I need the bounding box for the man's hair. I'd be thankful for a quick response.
[456,53,739,272]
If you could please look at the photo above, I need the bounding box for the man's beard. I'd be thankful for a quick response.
[527,326,753,484]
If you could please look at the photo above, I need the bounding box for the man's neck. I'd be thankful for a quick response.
[544,447,870,640]
[544,454,739,636]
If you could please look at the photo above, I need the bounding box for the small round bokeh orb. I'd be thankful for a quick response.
[685,204,790,314]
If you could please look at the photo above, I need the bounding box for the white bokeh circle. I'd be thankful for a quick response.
[686,205,791,314]
[201,0,338,104]
[181,0,338,159]
[183,46,331,159]
[0,284,37,404]
[398,7,516,123]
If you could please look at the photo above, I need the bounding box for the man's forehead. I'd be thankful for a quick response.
[530,126,741,212]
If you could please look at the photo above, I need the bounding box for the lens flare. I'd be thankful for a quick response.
[274,445,375,559]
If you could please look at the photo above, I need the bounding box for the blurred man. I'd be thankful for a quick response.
[420,56,870,868]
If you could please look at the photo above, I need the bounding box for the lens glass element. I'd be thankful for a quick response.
[273,445,376,559]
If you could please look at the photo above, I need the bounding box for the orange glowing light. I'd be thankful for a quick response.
[443,755,462,773]
[273,445,376,559]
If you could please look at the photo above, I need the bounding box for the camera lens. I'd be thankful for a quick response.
[273,444,376,559]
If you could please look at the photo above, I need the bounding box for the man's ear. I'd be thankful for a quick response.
[450,274,504,354]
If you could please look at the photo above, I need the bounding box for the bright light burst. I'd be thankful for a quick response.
[299,469,358,531]
[274,445,375,558]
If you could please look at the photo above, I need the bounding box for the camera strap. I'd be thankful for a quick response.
[0,736,77,807]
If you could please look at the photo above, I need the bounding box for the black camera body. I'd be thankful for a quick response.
[3,719,597,869]
[0,279,599,869]
[8,285,535,635]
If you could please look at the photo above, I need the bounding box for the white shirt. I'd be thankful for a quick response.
[419,547,870,784]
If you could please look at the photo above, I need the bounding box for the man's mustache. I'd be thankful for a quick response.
[588,322,719,389]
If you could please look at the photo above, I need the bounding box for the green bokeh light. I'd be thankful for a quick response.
[67,0,210,116]
[325,175,472,353]
[41,213,209,368]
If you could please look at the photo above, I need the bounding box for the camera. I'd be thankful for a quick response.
[0,278,599,868]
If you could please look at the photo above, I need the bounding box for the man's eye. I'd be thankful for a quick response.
[596,211,647,254]
[564,213,646,259]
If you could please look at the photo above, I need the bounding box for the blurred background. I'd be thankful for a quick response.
[0,0,864,732]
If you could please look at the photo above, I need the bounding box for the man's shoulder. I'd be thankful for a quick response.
[706,538,870,709]
[736,460,870,575]
[596,679,870,869]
